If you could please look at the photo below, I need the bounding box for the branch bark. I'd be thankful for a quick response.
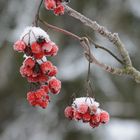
[63,4,140,83]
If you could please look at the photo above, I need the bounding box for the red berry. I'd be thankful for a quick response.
[42,42,53,53]
[89,121,100,128]
[41,85,50,93]
[44,0,56,10]
[78,103,89,114]
[54,4,64,15]
[13,40,26,52]
[39,100,48,109]
[40,61,53,74]
[27,88,50,109]
[31,42,42,54]
[64,106,74,119]
[74,111,82,121]
[48,66,58,77]
[100,111,110,124]
[20,65,33,77]
[24,58,35,69]
[91,114,100,124]
[27,76,39,83]
[34,52,44,59]
[35,89,46,99]
[27,91,35,102]
[38,74,49,83]
[82,112,91,122]
[44,44,58,56]
[48,77,61,94]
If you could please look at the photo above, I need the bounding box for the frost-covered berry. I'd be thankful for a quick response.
[13,40,26,52]
[42,42,53,53]
[44,0,64,15]
[33,52,44,59]
[44,0,56,10]
[23,57,35,69]
[27,88,50,109]
[14,26,61,109]
[20,65,33,77]
[40,61,53,74]
[64,106,74,119]
[48,66,58,77]
[78,103,89,114]
[41,85,50,93]
[31,42,42,54]
[54,4,64,15]
[48,77,61,94]
[82,112,91,122]
[65,97,110,128]
[74,111,82,121]
[89,121,100,128]
[100,111,110,124]
[91,114,100,124]
[44,44,59,56]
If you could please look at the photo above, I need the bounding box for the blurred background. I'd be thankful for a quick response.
[0,0,140,140]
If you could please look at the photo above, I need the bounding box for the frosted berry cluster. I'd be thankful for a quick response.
[44,0,64,15]
[64,97,110,128]
[13,26,61,108]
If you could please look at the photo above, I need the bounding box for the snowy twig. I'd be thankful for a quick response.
[63,4,140,83]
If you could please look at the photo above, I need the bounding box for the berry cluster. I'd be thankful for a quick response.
[64,97,110,128]
[44,0,65,15]
[13,26,61,108]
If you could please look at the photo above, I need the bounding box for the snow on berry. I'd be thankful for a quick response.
[77,103,89,114]
[64,97,110,128]
[20,26,50,45]
[13,26,61,109]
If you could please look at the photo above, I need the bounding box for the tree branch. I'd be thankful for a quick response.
[63,4,132,67]
[39,19,125,75]
[63,4,140,83]
[37,3,140,83]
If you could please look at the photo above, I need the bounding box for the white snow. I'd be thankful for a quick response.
[72,97,100,108]
[20,26,50,45]
[37,56,47,64]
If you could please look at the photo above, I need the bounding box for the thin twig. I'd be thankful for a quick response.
[94,43,124,65]
[35,0,43,26]
[39,18,81,40]
[63,4,132,66]
[63,4,140,83]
